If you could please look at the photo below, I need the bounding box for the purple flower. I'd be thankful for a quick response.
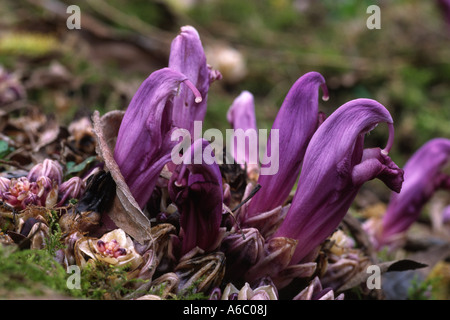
[273,98,404,264]
[0,177,10,193]
[27,159,63,185]
[169,25,221,136]
[0,176,57,209]
[168,139,224,256]
[35,176,58,207]
[377,138,450,248]
[293,277,344,300]
[226,90,259,178]
[245,72,328,218]
[114,67,202,208]
[58,176,86,206]
[442,205,450,224]
[220,227,264,279]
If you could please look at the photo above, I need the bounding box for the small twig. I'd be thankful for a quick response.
[0,159,29,171]
[0,100,28,114]
[26,0,171,59]
[85,0,173,40]
[223,183,262,240]
[223,203,245,240]
[231,184,261,213]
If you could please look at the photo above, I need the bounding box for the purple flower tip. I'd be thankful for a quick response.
[27,159,63,185]
[379,138,450,246]
[58,176,86,206]
[442,205,450,224]
[169,25,219,135]
[114,67,202,208]
[227,90,259,174]
[114,26,219,209]
[246,71,328,219]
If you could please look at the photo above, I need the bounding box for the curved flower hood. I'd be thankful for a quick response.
[247,72,328,218]
[114,67,202,208]
[274,98,404,264]
[379,138,450,246]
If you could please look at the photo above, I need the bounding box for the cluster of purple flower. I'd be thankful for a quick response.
[0,159,85,209]
[110,25,450,296]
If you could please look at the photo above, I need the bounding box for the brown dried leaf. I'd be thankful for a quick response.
[25,61,72,90]
[92,110,152,244]
[244,236,298,284]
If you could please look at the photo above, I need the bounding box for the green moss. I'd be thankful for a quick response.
[0,246,71,298]
[171,277,209,301]
[148,277,209,300]
[78,260,144,300]
[407,274,440,300]
[45,210,65,257]
[0,245,151,299]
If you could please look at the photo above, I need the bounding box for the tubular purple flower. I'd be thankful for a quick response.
[273,98,404,264]
[442,205,450,224]
[378,138,450,247]
[169,25,221,135]
[27,159,63,185]
[168,139,224,256]
[35,176,55,206]
[0,177,56,209]
[226,90,259,177]
[21,192,40,208]
[246,72,328,218]
[58,176,86,206]
[220,227,264,279]
[114,67,202,208]
[1,177,33,209]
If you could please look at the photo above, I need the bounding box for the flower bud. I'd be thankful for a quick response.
[57,176,86,206]
[27,159,63,185]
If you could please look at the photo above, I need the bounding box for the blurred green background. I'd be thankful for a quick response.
[1,0,449,168]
